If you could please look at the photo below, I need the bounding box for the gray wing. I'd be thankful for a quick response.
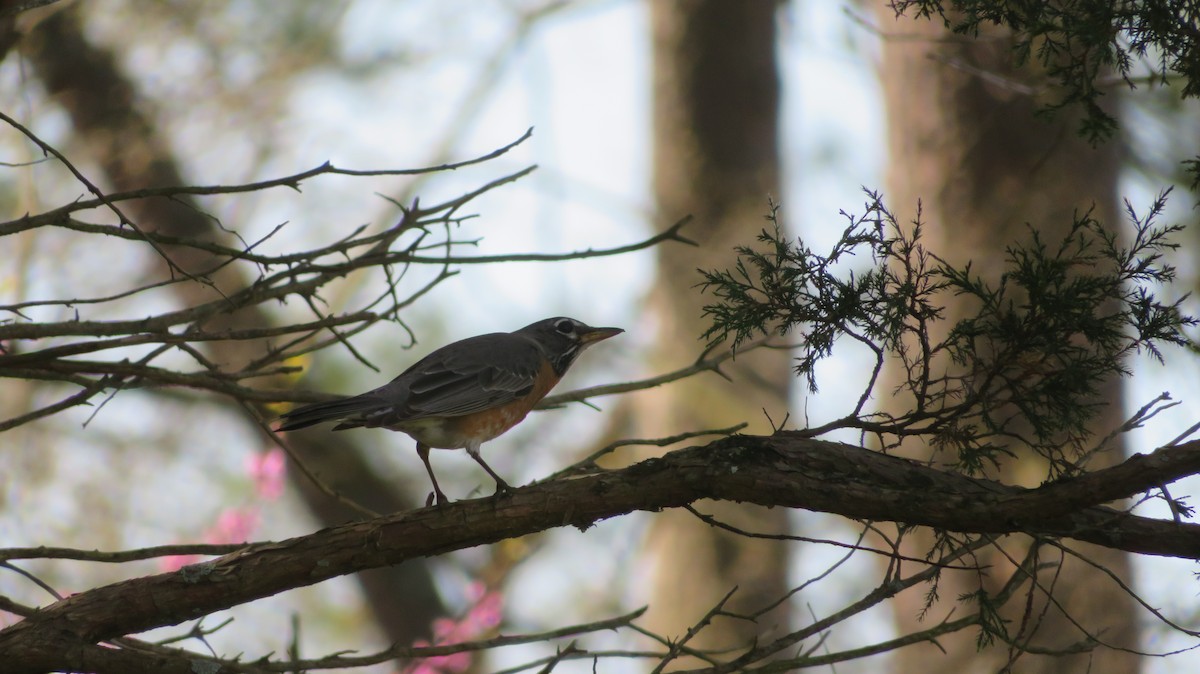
[368,332,542,420]
[277,333,543,432]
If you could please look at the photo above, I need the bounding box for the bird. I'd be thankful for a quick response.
[276,316,622,505]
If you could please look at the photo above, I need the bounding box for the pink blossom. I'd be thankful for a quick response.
[246,447,287,500]
[465,591,503,632]
[400,584,504,674]
[408,640,470,674]
[159,449,281,572]
[208,507,259,543]
[159,554,202,572]
[158,507,259,572]
[431,618,458,640]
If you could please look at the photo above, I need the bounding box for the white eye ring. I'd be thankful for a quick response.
[554,319,575,335]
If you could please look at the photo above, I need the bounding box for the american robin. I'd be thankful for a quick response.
[276,316,622,504]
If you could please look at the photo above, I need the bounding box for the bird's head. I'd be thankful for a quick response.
[518,316,623,375]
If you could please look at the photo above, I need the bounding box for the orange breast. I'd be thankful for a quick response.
[408,360,561,449]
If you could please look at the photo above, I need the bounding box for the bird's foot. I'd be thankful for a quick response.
[426,489,450,507]
[492,479,513,498]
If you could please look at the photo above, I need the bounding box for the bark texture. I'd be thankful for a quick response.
[4,433,1197,673]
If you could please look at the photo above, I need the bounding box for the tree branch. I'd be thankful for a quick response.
[3,434,1198,671]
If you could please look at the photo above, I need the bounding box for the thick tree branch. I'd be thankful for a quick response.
[3,434,1198,672]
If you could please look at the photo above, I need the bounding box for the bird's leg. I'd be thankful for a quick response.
[465,443,512,496]
[415,442,449,506]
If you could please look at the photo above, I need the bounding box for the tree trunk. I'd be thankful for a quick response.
[642,0,792,664]
[24,5,443,648]
[877,9,1139,673]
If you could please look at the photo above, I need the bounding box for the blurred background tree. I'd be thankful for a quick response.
[639,0,791,663]
[876,9,1136,674]
[23,5,446,649]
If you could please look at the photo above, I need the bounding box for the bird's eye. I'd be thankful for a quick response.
[554,319,575,335]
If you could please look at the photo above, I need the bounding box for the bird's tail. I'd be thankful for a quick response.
[275,395,384,432]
